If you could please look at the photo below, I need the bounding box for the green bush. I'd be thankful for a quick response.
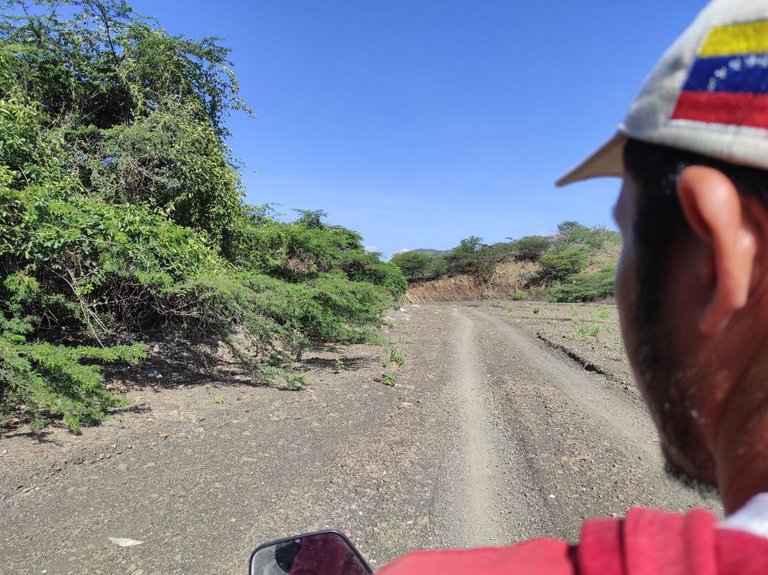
[0,323,146,433]
[554,221,619,253]
[166,270,395,361]
[390,251,446,281]
[509,235,552,262]
[549,264,617,303]
[0,0,403,432]
[1,186,226,335]
[444,236,495,278]
[539,246,589,282]
[334,251,407,297]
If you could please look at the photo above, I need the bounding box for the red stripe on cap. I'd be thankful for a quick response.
[672,91,768,130]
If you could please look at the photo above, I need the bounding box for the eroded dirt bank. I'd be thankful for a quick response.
[1,302,720,574]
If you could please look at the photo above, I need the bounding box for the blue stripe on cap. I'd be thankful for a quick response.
[682,54,768,94]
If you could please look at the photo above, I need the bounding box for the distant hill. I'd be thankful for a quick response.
[409,248,451,257]
[391,222,621,303]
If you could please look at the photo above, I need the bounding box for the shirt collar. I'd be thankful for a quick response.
[719,493,768,539]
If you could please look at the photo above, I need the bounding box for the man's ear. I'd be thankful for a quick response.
[676,166,758,335]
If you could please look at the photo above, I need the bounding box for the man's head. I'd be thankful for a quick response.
[559,0,768,512]
[617,139,768,506]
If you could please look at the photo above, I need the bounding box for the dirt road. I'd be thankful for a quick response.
[1,303,720,574]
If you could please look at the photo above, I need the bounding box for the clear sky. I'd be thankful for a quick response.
[132,0,707,257]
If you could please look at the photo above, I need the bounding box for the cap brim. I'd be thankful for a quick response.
[556,133,627,187]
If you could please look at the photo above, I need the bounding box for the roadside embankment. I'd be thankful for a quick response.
[405,261,539,303]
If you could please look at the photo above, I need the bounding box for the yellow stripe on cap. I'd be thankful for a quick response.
[699,20,768,57]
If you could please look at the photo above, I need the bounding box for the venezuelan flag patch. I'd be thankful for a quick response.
[671,20,768,130]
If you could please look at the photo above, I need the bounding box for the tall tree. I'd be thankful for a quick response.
[1,0,251,249]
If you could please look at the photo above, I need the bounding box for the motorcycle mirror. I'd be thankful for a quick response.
[250,530,372,575]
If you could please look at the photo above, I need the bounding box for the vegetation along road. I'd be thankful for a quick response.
[1,302,720,574]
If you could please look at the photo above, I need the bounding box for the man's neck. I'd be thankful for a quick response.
[716,361,768,514]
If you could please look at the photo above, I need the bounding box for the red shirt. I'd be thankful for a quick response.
[378,507,768,574]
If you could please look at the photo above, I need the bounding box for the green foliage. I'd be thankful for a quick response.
[85,100,243,248]
[549,263,617,303]
[444,236,495,278]
[592,307,611,320]
[292,209,328,229]
[334,251,407,296]
[0,323,146,432]
[539,246,589,282]
[576,323,601,338]
[508,235,552,262]
[0,0,401,432]
[554,221,618,253]
[167,270,395,361]
[1,186,225,335]
[1,0,249,250]
[382,347,405,369]
[389,348,405,367]
[380,345,404,387]
[390,251,446,281]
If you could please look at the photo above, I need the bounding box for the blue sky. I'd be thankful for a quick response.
[132,0,707,257]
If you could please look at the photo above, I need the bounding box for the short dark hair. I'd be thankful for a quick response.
[623,138,768,238]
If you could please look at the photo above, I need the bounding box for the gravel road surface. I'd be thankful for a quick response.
[1,303,720,574]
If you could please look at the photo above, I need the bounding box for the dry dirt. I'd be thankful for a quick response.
[1,301,721,574]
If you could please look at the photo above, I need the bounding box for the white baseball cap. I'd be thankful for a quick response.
[557,0,768,187]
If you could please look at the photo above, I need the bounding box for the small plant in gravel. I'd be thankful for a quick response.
[592,308,611,320]
[334,358,345,373]
[382,347,405,370]
[577,324,600,338]
[383,372,397,387]
[533,308,540,315]
[261,366,306,391]
[389,348,406,367]
[215,395,226,404]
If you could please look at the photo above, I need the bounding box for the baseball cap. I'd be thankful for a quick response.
[557,0,768,187]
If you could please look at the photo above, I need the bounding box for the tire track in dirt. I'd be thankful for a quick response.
[467,307,658,459]
[454,304,720,542]
[450,308,500,545]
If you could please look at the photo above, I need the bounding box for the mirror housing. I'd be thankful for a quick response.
[250,530,372,575]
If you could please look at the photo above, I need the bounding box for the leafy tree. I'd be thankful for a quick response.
[555,221,591,245]
[391,251,446,281]
[554,221,616,253]
[1,0,249,249]
[293,209,328,229]
[539,246,589,282]
[334,251,407,295]
[444,236,495,278]
[508,235,552,262]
